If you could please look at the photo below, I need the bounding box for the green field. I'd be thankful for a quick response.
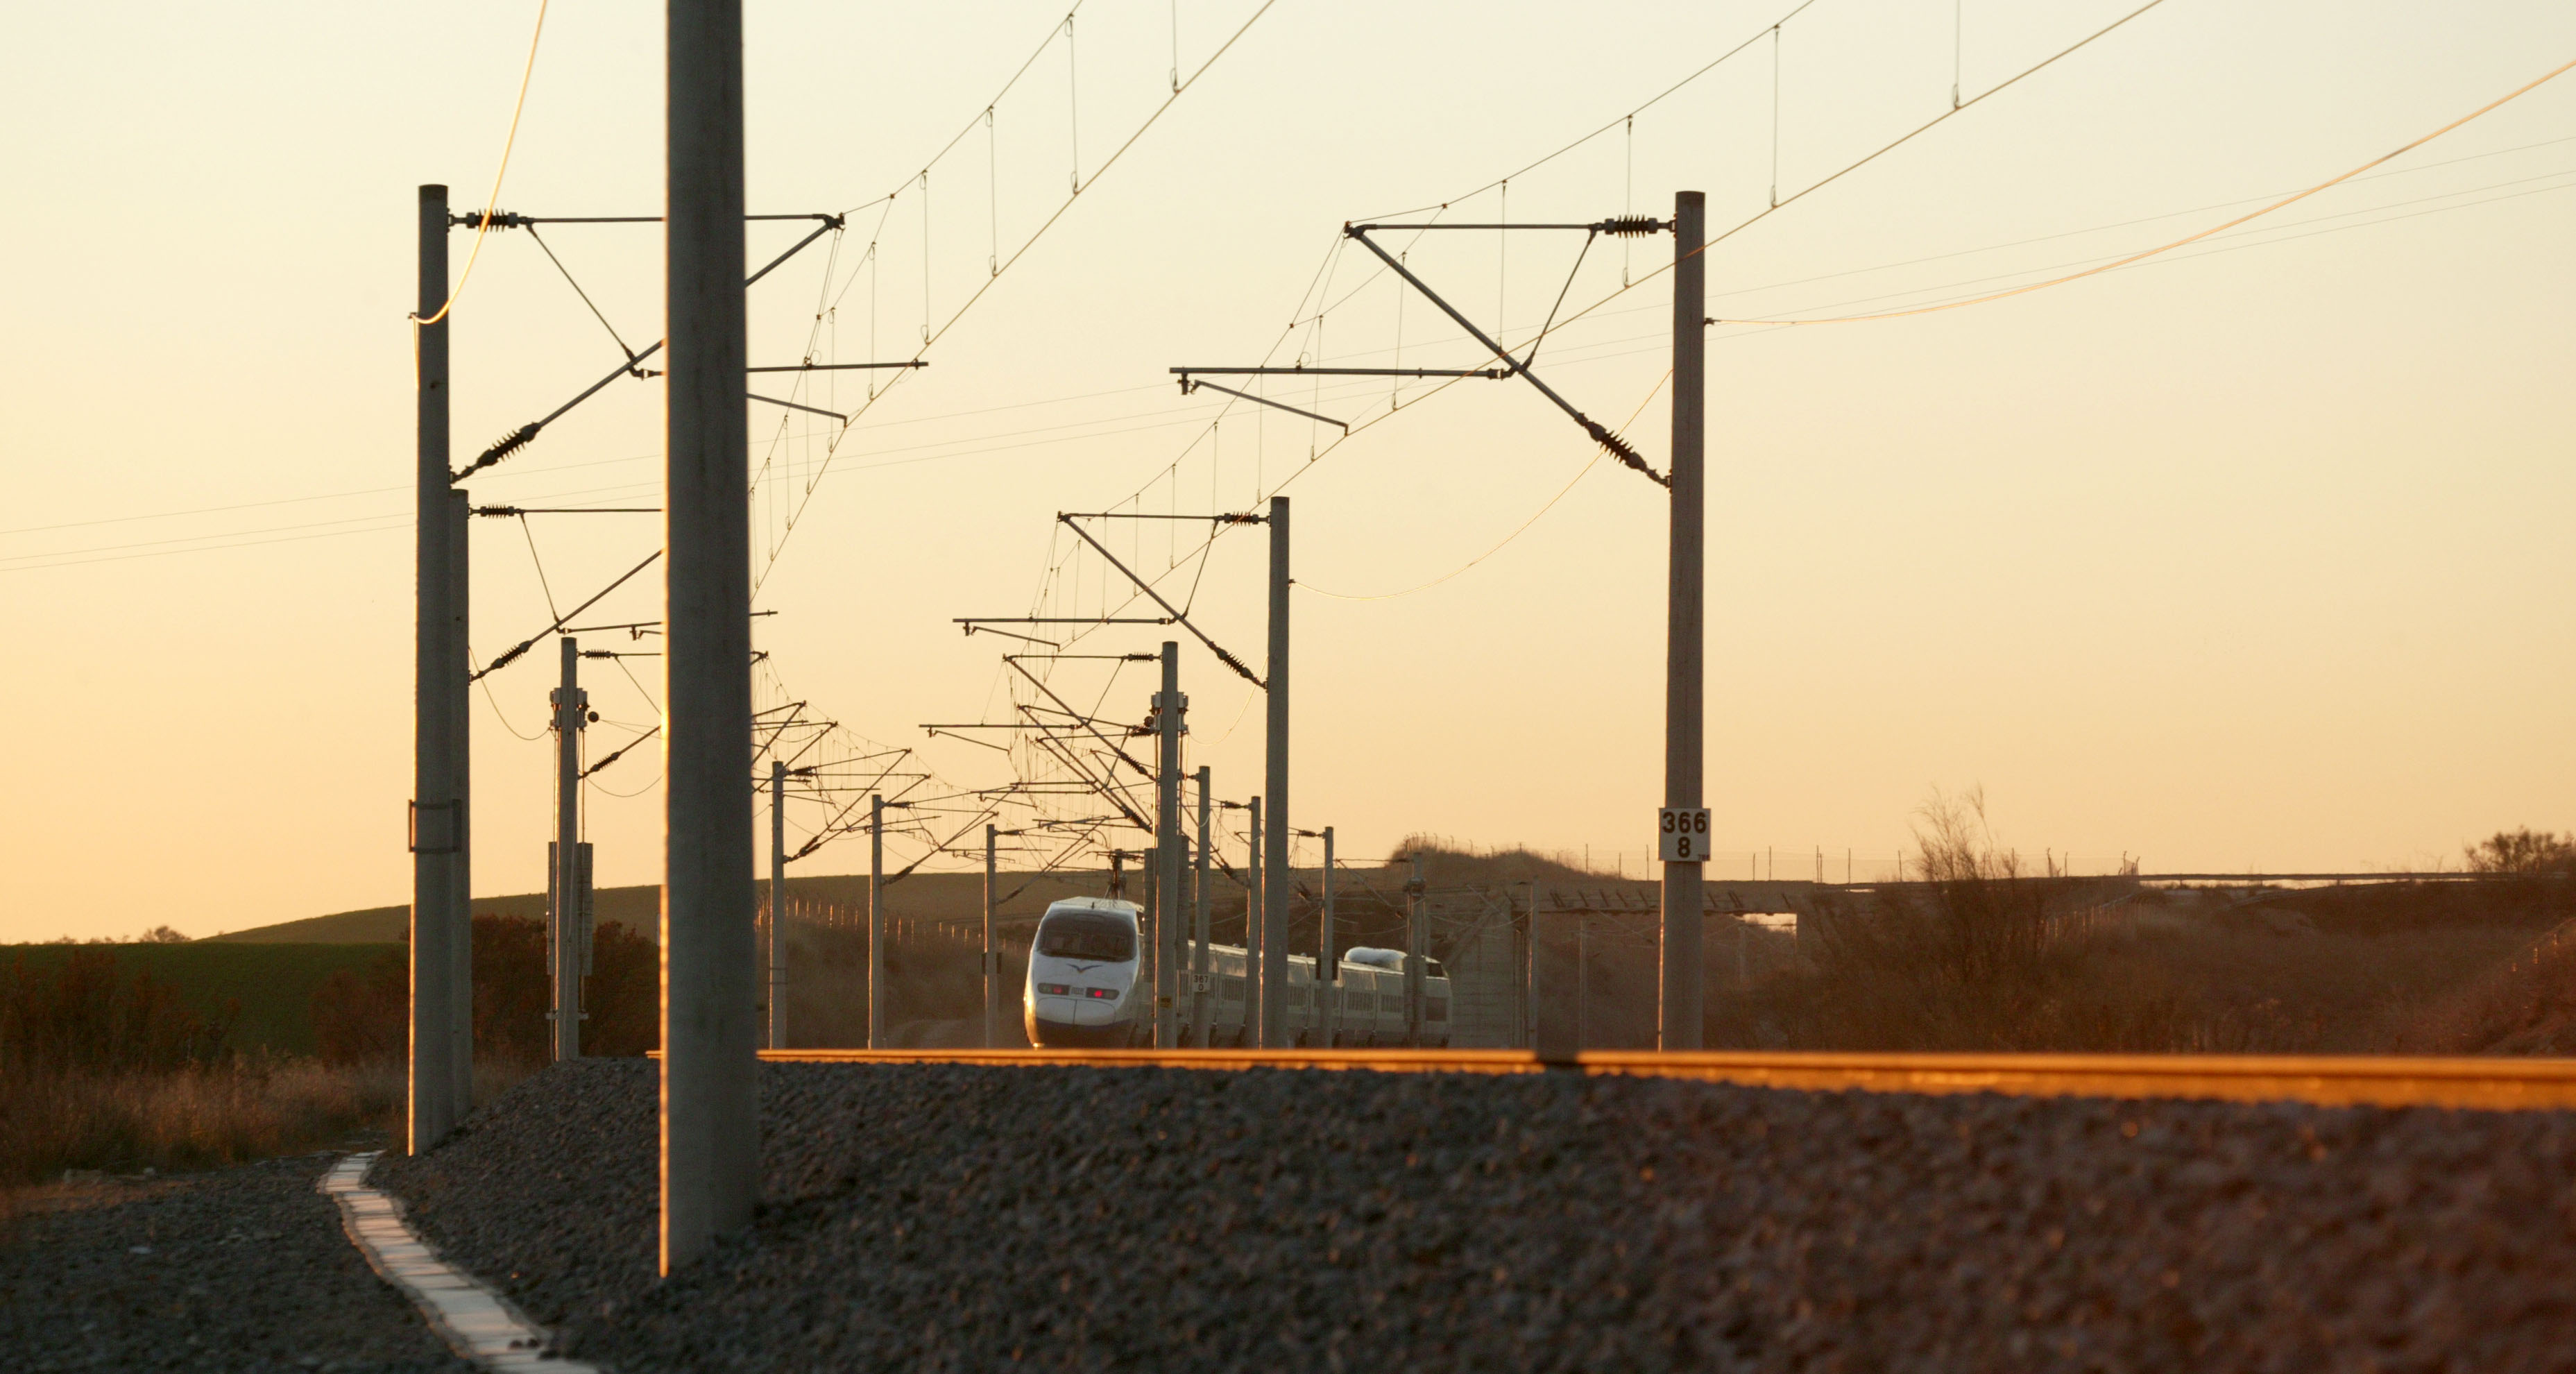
[0,942,400,1057]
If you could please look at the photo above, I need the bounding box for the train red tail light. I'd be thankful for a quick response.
[1037,983,1070,995]
[1084,987,1117,999]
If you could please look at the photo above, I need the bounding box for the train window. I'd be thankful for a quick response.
[1036,914,1134,962]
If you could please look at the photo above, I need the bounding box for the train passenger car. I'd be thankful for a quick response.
[1179,942,1451,1046]
[1024,897,1145,1048]
[1330,947,1451,1047]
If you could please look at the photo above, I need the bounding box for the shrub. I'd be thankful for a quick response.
[312,950,406,1066]
[0,948,232,1074]
[306,915,660,1067]
[2466,828,2576,875]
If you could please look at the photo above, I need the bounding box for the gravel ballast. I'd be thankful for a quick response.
[379,1059,2576,1371]
[0,1153,471,1373]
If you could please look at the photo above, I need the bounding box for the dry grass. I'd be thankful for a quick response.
[2395,919,2576,1054]
[1703,794,2573,1055]
[0,940,545,1220]
[0,1058,404,1193]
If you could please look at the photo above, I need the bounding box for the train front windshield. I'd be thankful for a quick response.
[1037,914,1134,962]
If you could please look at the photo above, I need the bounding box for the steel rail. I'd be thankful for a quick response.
[739,1048,2576,1112]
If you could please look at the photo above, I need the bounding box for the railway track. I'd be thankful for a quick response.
[755,1046,2576,1111]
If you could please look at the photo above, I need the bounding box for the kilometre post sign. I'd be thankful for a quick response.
[1658,808,1711,863]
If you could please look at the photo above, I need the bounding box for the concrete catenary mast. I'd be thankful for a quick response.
[1259,496,1290,1046]
[1658,190,1708,1051]
[551,636,588,1061]
[660,0,758,1275]
[411,183,466,1153]
[1154,642,1185,1048]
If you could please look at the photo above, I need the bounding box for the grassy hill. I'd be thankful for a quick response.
[211,841,1609,947]
[210,870,1151,944]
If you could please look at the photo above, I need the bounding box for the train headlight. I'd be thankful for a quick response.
[1084,987,1117,999]
[1038,983,1071,995]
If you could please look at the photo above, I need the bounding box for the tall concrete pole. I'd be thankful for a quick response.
[1659,189,1708,1052]
[869,794,885,1048]
[768,758,786,1050]
[446,489,473,1115]
[409,183,458,1155]
[1318,826,1336,1047]
[660,0,755,1276]
[1260,496,1290,1049]
[1153,641,1184,1049]
[551,636,587,1062]
[983,824,999,1049]
[1191,767,1211,1048]
[1245,796,1262,1043]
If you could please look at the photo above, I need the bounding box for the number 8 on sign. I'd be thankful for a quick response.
[1657,808,1712,863]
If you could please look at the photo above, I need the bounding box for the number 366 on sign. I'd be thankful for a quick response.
[1657,808,1712,863]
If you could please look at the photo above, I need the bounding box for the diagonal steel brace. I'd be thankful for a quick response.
[1342,224,1666,488]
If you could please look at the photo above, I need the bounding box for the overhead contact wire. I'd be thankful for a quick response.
[413,0,549,328]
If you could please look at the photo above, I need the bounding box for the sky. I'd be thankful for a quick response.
[3,1,2573,940]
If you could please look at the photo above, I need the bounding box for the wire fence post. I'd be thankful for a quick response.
[660,0,756,1276]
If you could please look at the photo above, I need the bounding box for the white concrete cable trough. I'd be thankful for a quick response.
[320,1152,598,1372]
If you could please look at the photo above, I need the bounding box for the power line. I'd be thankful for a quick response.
[1721,53,2576,326]
[747,0,1284,593]
[31,127,2566,564]
[413,0,549,328]
[0,518,411,575]
[988,0,2199,712]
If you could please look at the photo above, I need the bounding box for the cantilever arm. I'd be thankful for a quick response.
[1342,225,1666,488]
[1179,378,1347,432]
[453,214,848,483]
[1055,516,1265,687]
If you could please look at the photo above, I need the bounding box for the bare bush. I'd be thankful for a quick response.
[1,947,234,1074]
[2465,828,2576,875]
[1775,789,2124,1049]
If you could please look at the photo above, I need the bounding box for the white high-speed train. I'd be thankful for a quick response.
[1023,897,1453,1049]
